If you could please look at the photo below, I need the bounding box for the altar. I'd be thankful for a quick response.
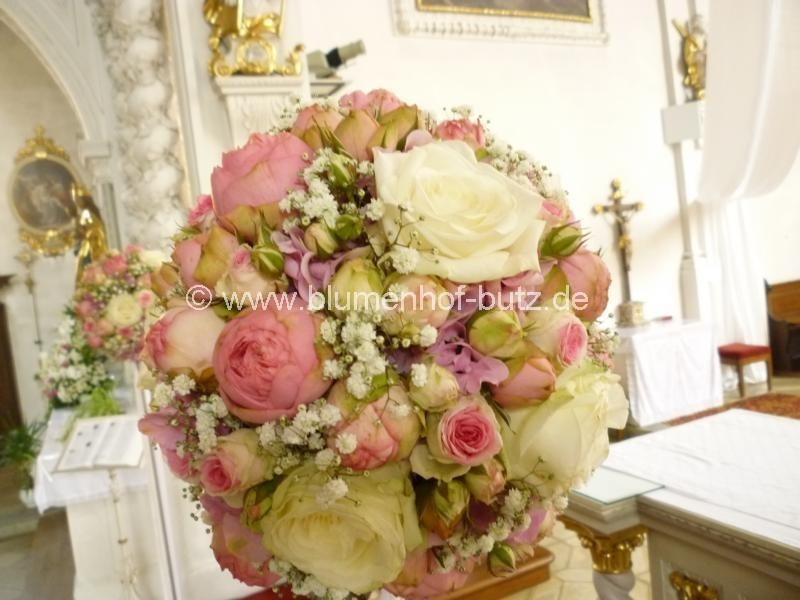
[614,319,723,426]
[563,410,800,599]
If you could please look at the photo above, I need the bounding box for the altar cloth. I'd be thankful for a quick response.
[33,408,147,512]
[614,319,723,426]
[604,409,800,546]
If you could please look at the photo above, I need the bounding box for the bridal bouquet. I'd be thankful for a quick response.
[139,89,627,599]
[73,246,159,361]
[38,314,114,408]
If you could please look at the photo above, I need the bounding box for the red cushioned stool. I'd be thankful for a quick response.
[718,343,773,398]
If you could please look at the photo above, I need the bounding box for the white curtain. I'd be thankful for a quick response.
[698,0,800,380]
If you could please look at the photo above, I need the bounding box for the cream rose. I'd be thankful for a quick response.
[105,293,143,327]
[502,360,628,498]
[261,462,422,594]
[374,141,545,283]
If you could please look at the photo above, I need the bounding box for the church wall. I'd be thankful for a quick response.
[296,0,688,321]
[0,22,84,424]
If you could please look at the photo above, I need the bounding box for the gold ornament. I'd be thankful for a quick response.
[74,183,109,285]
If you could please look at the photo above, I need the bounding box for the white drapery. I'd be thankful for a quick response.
[698,0,800,370]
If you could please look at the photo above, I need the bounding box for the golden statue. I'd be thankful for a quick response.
[203,0,302,77]
[673,16,707,101]
[73,183,108,284]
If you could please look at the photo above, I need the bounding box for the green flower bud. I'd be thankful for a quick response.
[488,542,517,576]
[334,214,363,241]
[251,244,284,278]
[468,309,525,359]
[241,478,280,533]
[328,257,383,315]
[408,359,459,412]
[327,153,356,188]
[540,225,585,259]
[303,223,339,258]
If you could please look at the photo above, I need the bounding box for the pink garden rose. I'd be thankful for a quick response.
[386,535,476,600]
[428,396,502,466]
[541,250,611,322]
[201,495,282,588]
[211,132,312,237]
[212,305,331,423]
[102,254,128,276]
[434,118,486,150]
[291,104,345,149]
[327,382,420,471]
[339,88,404,116]
[199,429,272,497]
[188,194,215,230]
[142,306,225,377]
[381,273,450,337]
[138,407,194,481]
[492,356,556,408]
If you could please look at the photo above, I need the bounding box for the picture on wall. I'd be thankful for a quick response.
[416,0,592,22]
[392,0,605,43]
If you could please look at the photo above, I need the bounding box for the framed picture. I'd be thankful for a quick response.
[392,0,606,44]
[8,126,80,256]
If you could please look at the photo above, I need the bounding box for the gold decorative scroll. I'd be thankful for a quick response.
[669,571,720,600]
[560,516,646,574]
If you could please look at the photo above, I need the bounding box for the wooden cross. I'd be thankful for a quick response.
[592,179,644,303]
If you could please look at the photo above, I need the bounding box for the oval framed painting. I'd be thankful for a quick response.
[9,126,80,256]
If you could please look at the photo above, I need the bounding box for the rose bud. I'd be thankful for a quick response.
[327,152,357,188]
[199,429,275,497]
[427,395,503,466]
[291,104,344,150]
[488,542,516,576]
[369,105,421,152]
[408,359,460,412]
[419,480,470,539]
[468,309,525,359]
[138,407,195,481]
[333,213,363,241]
[187,194,215,232]
[327,382,420,471]
[340,89,405,116]
[434,118,486,150]
[241,479,280,532]
[334,108,379,161]
[141,306,225,379]
[382,274,450,338]
[539,224,585,259]
[491,355,556,408]
[252,222,285,277]
[327,257,383,315]
[211,132,312,240]
[215,246,282,300]
[303,222,339,258]
[540,249,611,322]
[464,459,506,504]
[523,309,588,368]
[193,225,239,290]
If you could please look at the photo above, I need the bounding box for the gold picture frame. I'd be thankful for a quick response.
[415,0,593,23]
[8,126,81,256]
[393,0,606,43]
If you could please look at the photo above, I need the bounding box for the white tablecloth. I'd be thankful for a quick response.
[614,319,723,426]
[604,409,800,548]
[33,408,147,512]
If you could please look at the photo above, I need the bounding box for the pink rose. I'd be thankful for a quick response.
[214,245,280,299]
[382,273,450,337]
[428,396,502,466]
[541,250,611,322]
[492,356,556,408]
[386,536,476,600]
[291,104,345,149]
[75,299,95,318]
[464,458,506,504]
[199,429,272,497]
[96,319,114,336]
[201,495,281,588]
[86,333,103,349]
[137,289,155,308]
[172,234,205,290]
[327,382,420,471]
[142,306,225,377]
[334,108,379,161]
[212,305,331,423]
[540,200,571,227]
[187,194,215,231]
[138,407,194,481]
[434,118,486,150]
[524,307,588,369]
[211,132,312,237]
[339,88,404,116]
[102,254,128,276]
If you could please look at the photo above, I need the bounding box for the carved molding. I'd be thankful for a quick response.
[391,0,607,44]
[85,0,186,249]
[560,516,646,574]
[213,75,309,147]
[670,571,720,600]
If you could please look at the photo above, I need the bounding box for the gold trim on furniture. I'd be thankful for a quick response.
[415,0,593,23]
[669,571,720,600]
[560,516,646,574]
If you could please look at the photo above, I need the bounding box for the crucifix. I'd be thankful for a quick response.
[592,179,644,305]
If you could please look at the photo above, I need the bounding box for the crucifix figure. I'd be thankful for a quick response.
[592,179,644,303]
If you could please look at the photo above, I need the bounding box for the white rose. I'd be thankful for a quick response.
[374,141,545,283]
[502,360,628,498]
[138,249,167,270]
[105,293,143,327]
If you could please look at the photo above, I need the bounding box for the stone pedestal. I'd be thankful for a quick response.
[214,75,310,147]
